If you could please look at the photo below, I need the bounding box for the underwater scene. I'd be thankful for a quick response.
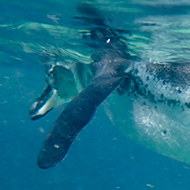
[2,0,190,189]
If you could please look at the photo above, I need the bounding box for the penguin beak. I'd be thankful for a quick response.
[29,85,56,120]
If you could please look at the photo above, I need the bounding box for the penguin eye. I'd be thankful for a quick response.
[106,38,111,43]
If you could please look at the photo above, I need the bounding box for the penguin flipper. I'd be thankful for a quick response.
[37,74,122,169]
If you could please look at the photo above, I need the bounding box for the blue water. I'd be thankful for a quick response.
[1,0,190,189]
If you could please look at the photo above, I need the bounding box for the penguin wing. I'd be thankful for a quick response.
[37,73,122,169]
